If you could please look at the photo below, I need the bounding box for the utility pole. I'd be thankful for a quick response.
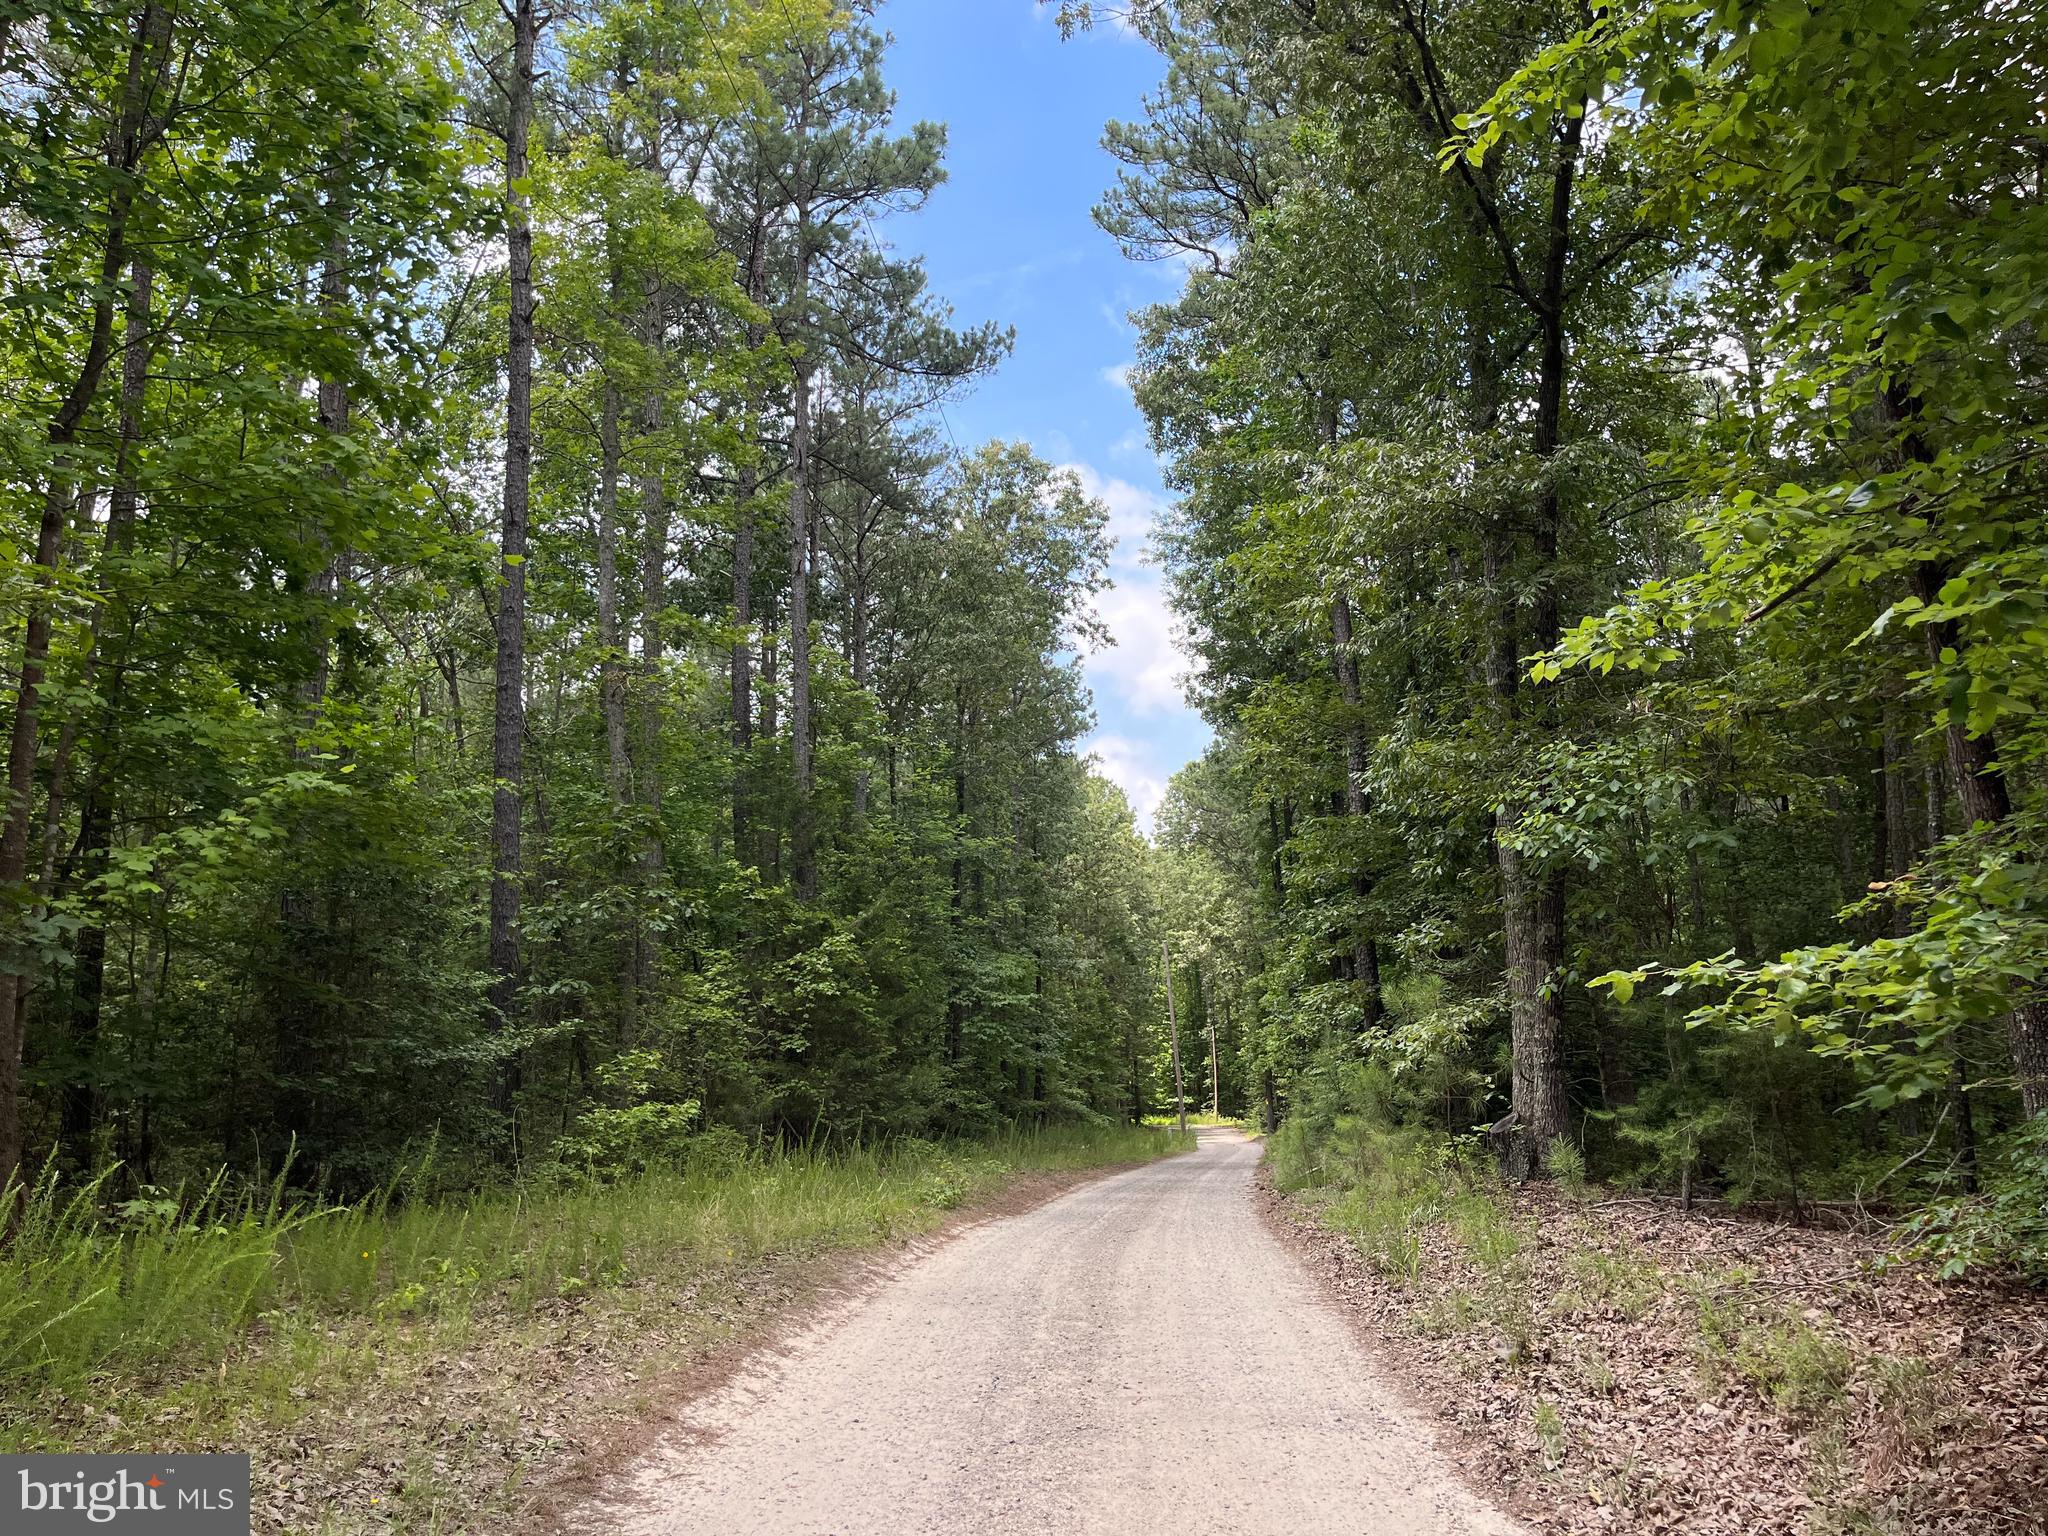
[1163,938,1187,1135]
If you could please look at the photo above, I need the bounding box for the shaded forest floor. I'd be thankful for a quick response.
[1262,1143,2048,1536]
[4,1127,1185,1534]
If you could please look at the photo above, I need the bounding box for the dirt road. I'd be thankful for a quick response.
[568,1127,1522,1535]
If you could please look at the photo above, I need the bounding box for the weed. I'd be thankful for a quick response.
[1738,1313,1853,1422]
[1415,1286,1479,1337]
[1575,1347,1618,1396]
[1448,1189,1521,1273]
[1863,1356,1955,1479]
[1586,1455,1652,1518]
[1533,1397,1567,1470]
[1692,1285,1853,1424]
[1321,1122,1456,1285]
[1558,1244,1662,1320]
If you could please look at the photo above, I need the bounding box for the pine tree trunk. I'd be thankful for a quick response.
[731,208,769,862]
[787,357,816,898]
[637,338,668,893]
[759,614,779,879]
[850,531,872,823]
[947,686,967,1062]
[633,357,666,1007]
[1206,976,1221,1118]
[487,0,541,1138]
[595,371,637,1036]
[786,195,818,900]
[1163,939,1186,1134]
[596,381,630,808]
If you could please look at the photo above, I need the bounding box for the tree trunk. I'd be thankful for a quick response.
[786,226,818,900]
[731,207,769,862]
[1592,987,1635,1111]
[759,613,779,879]
[1495,112,1583,1177]
[850,511,874,824]
[946,687,966,1062]
[637,374,667,868]
[274,160,354,1152]
[595,371,637,1037]
[0,5,167,1196]
[1205,973,1221,1118]
[487,0,542,1142]
[596,378,630,808]
[54,254,153,1177]
[1163,939,1187,1134]
[1331,587,1383,1030]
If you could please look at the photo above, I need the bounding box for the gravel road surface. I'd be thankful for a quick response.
[569,1127,1522,1535]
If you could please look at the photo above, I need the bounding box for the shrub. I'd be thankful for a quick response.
[1897,1116,2048,1282]
[552,1050,700,1178]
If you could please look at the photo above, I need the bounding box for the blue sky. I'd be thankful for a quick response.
[874,0,1209,831]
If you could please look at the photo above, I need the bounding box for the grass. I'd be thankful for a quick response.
[1691,1281,1855,1424]
[1140,1110,1246,1129]
[1553,1243,1664,1322]
[0,1121,1187,1443]
[1533,1397,1567,1470]
[1271,1113,1537,1311]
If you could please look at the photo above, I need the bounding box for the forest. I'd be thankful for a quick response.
[1098,0,2048,1278]
[0,0,1201,1203]
[1,0,2046,1325]
[4,0,2047,1529]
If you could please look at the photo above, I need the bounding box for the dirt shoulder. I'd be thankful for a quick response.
[1261,1170,2048,1535]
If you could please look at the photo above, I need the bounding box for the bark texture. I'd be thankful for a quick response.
[487,0,542,1134]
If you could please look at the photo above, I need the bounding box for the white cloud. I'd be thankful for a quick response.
[1101,361,1133,392]
[1084,732,1169,834]
[1060,460,1189,718]
[1061,461,1165,561]
[1086,567,1190,719]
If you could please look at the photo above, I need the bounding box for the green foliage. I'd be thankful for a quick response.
[1109,0,2048,1275]
[1532,1398,1567,1471]
[553,1050,702,1179]
[1897,1117,2048,1283]
[1545,1137,1587,1196]
[1555,1246,1662,1323]
[0,0,1187,1219]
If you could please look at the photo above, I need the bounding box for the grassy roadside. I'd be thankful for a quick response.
[1140,1111,1249,1129]
[1266,1114,2047,1535]
[3,1123,1187,1531]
